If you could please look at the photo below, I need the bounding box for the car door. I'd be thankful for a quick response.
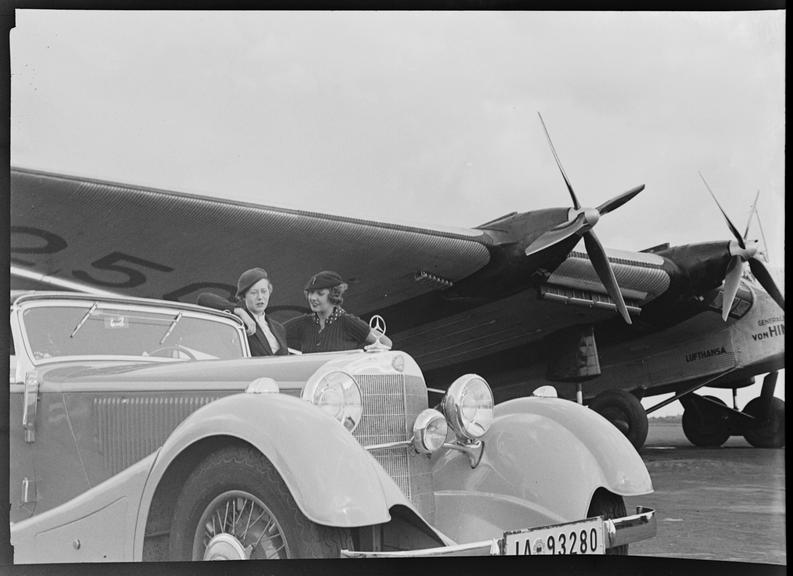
[9,329,38,523]
[9,317,88,522]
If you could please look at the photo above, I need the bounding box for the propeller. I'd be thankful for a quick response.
[525,113,645,324]
[698,172,785,319]
[743,190,771,263]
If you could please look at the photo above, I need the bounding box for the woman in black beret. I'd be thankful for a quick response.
[197,267,288,356]
[285,270,392,353]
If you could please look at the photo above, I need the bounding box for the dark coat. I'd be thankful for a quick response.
[196,292,287,356]
[284,308,370,353]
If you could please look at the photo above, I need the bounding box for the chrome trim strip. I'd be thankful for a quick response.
[341,540,499,558]
[364,439,412,451]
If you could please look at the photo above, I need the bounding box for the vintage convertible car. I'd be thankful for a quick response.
[9,291,656,562]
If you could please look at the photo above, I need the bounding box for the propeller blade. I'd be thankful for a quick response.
[538,112,580,210]
[743,189,761,240]
[721,256,744,321]
[698,172,744,249]
[596,184,645,216]
[748,258,785,311]
[524,212,587,257]
[753,200,771,263]
[583,230,632,324]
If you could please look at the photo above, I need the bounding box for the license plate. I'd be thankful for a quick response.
[503,517,605,555]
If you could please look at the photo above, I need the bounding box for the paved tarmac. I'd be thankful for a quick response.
[624,420,786,565]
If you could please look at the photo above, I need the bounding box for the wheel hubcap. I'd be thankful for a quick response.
[193,490,290,560]
[203,533,250,560]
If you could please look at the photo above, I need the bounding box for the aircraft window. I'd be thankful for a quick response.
[20,306,245,363]
[708,285,754,319]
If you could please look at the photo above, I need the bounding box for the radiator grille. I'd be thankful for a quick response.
[353,374,434,522]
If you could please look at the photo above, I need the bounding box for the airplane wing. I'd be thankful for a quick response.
[10,167,493,315]
[12,166,735,376]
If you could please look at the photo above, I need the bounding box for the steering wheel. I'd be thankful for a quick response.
[148,345,197,360]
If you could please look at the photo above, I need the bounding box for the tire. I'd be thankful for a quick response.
[169,446,353,560]
[587,489,628,555]
[589,389,649,451]
[681,395,730,447]
[742,397,785,448]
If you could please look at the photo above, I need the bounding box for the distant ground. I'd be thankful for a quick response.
[648,415,682,424]
[624,420,786,564]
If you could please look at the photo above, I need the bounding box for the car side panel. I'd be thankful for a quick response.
[11,453,155,563]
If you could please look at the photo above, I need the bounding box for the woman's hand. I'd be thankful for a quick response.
[234,307,257,336]
[365,329,392,350]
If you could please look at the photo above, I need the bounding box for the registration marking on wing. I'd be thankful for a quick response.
[503,517,605,555]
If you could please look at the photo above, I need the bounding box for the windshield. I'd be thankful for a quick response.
[20,304,246,362]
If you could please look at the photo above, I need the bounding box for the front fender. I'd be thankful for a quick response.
[134,392,411,554]
[432,397,652,544]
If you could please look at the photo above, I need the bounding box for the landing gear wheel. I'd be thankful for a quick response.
[742,397,785,448]
[682,395,730,447]
[589,389,649,451]
[169,446,353,560]
[587,489,628,556]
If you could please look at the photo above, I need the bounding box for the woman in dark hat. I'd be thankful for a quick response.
[285,270,392,353]
[197,268,288,356]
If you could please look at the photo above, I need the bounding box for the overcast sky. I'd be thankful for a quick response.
[10,10,785,414]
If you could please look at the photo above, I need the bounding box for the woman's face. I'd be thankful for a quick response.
[307,289,333,315]
[244,279,272,315]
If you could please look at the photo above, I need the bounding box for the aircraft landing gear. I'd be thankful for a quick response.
[741,371,785,448]
[589,389,648,451]
[680,395,730,447]
[677,373,785,449]
[742,397,785,448]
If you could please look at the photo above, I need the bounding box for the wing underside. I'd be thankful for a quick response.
[11,168,492,315]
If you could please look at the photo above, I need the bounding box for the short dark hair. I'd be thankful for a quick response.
[306,282,348,305]
[328,283,348,305]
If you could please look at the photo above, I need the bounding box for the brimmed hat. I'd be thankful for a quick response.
[237,267,269,298]
[304,270,344,291]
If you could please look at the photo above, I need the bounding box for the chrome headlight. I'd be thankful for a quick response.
[412,409,448,454]
[302,371,363,432]
[442,374,494,441]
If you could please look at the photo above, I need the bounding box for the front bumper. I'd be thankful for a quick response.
[341,506,656,558]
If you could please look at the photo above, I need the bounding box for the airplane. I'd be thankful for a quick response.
[9,118,785,451]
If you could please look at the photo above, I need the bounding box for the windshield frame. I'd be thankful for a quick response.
[12,297,250,367]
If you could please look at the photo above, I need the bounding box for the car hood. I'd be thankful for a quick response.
[35,352,361,393]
